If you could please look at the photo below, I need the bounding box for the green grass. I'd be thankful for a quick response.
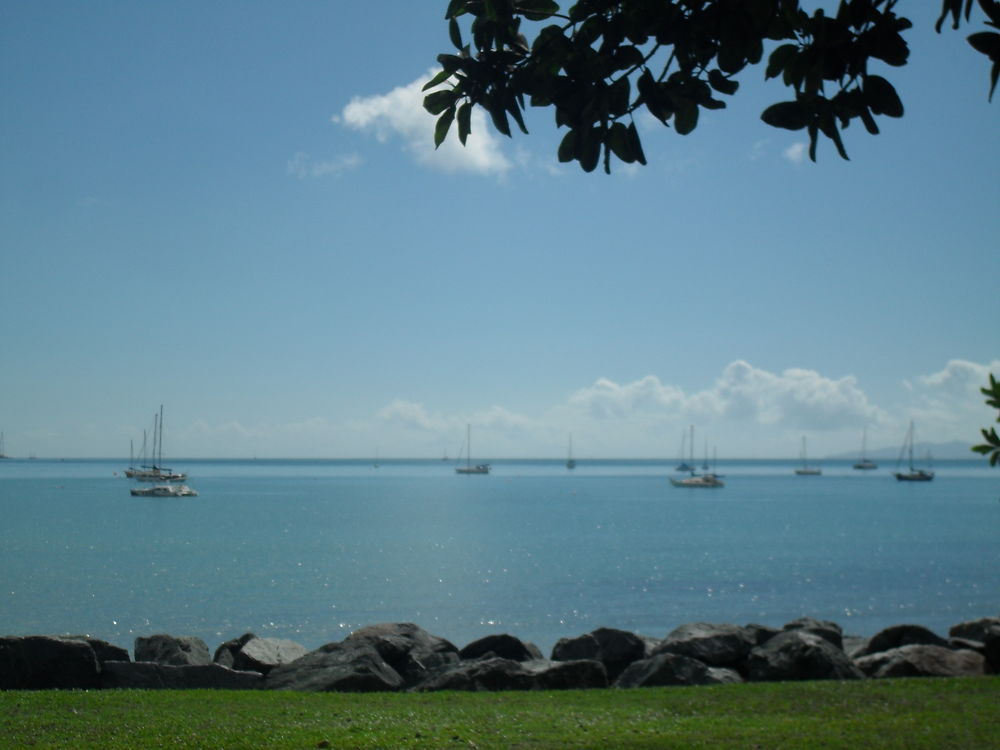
[2,677,997,749]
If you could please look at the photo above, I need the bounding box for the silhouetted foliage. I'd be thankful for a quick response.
[973,374,1000,465]
[425,0,999,172]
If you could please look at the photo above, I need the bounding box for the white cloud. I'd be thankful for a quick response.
[566,363,881,431]
[783,141,807,164]
[377,399,448,431]
[713,361,882,428]
[901,359,1000,440]
[569,375,686,420]
[287,151,362,179]
[336,71,512,175]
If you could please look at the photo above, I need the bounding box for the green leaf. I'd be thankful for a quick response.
[766,44,798,81]
[488,103,512,136]
[579,127,601,172]
[434,107,456,149]
[424,89,458,115]
[607,122,632,163]
[449,17,464,49]
[708,69,739,96]
[457,102,473,145]
[760,100,810,130]
[557,129,576,163]
[627,122,646,165]
[671,96,698,135]
[864,75,904,117]
[968,31,1000,57]
[423,69,453,92]
[516,0,559,22]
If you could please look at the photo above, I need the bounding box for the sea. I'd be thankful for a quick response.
[1,457,997,657]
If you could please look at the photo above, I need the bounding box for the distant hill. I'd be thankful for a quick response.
[826,441,976,461]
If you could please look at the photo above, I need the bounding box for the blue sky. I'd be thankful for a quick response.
[1,2,997,459]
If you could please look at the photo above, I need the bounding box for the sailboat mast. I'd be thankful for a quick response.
[467,424,471,470]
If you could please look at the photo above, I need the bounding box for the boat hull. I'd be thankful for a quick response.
[131,484,198,497]
[670,474,724,488]
[895,471,934,482]
[456,464,491,475]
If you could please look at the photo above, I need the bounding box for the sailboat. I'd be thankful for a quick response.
[566,435,576,470]
[675,425,695,472]
[853,427,877,470]
[0,432,8,459]
[127,406,187,483]
[894,421,934,481]
[455,424,490,475]
[794,436,822,475]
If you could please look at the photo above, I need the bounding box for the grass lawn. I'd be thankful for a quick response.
[2,677,997,749]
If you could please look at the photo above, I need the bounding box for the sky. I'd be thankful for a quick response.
[1,2,997,460]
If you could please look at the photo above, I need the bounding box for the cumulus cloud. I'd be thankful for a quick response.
[783,141,807,164]
[336,71,512,175]
[287,151,362,178]
[902,359,1000,438]
[569,375,686,420]
[377,399,448,431]
[568,362,881,431]
[713,361,882,428]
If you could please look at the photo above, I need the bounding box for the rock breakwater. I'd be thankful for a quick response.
[2,616,997,692]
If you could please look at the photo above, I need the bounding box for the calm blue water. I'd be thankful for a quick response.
[1,458,997,656]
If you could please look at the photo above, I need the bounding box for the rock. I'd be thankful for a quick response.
[616,653,743,688]
[782,617,843,649]
[214,633,257,668]
[460,634,542,662]
[265,641,403,692]
[134,634,211,666]
[0,636,101,690]
[855,624,948,657]
[551,628,653,680]
[948,617,1000,642]
[231,637,308,675]
[99,661,264,689]
[842,636,869,659]
[62,636,130,665]
[344,623,459,687]
[415,657,608,692]
[947,636,985,653]
[747,630,863,682]
[655,622,754,668]
[855,645,984,678]
[415,657,536,692]
[983,627,1000,673]
[744,624,781,647]
[525,658,609,690]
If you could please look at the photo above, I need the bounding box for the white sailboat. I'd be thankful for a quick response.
[670,472,724,488]
[127,406,189,485]
[675,425,695,472]
[853,427,877,470]
[456,424,490,475]
[794,436,822,475]
[894,421,934,481]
